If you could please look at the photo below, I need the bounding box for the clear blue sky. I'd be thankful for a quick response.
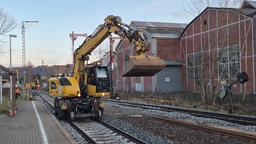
[0,0,193,67]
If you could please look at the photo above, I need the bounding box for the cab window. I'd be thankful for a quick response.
[59,77,72,86]
[96,67,108,78]
[51,82,56,89]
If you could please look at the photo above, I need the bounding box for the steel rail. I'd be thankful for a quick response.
[68,122,96,144]
[36,90,147,144]
[98,120,147,144]
[154,116,256,142]
[104,99,256,126]
[71,120,148,144]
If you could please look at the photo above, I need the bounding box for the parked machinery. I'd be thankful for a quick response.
[48,15,165,121]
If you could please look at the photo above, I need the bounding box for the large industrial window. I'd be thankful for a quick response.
[187,53,202,79]
[219,45,240,79]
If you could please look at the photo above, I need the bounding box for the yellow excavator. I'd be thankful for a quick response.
[48,15,165,120]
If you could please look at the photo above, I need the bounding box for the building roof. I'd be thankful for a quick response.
[180,6,256,38]
[0,65,16,76]
[131,21,187,29]
[235,8,256,17]
[239,0,256,17]
[241,0,256,9]
[130,21,187,38]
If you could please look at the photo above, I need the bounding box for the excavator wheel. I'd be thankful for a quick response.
[123,54,165,77]
[53,99,59,116]
[56,100,65,120]
[96,108,104,120]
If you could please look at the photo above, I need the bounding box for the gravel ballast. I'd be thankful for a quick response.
[58,100,256,144]
[102,101,256,144]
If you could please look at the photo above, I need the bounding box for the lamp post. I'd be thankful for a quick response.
[9,34,17,70]
[9,34,17,116]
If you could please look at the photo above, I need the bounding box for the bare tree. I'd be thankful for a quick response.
[0,8,17,58]
[92,40,109,61]
[184,0,243,105]
[0,8,16,35]
[0,39,5,57]
[183,0,243,16]
[194,37,228,105]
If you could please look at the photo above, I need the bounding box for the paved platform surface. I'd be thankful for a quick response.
[0,97,77,144]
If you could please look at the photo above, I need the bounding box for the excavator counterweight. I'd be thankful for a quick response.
[123,55,165,77]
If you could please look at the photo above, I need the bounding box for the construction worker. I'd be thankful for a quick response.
[15,87,20,99]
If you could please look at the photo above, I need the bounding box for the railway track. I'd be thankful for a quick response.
[35,90,147,144]
[154,116,256,142]
[34,90,256,143]
[104,99,256,126]
[71,120,146,144]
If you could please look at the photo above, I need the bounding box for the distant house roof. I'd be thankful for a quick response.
[0,65,16,76]
[130,21,187,38]
[239,0,256,17]
[235,8,256,17]
[241,0,256,9]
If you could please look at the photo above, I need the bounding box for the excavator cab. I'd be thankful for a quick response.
[86,66,110,97]
[123,54,165,77]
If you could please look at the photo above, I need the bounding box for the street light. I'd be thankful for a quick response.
[9,34,17,70]
[21,20,39,67]
[9,34,17,116]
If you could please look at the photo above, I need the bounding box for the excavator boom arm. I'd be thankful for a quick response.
[73,15,165,81]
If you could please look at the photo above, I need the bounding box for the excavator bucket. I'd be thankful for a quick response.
[123,55,165,77]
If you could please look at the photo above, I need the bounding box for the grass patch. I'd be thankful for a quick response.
[0,95,10,114]
[0,95,25,114]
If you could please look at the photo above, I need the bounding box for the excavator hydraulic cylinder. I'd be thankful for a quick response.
[123,55,165,77]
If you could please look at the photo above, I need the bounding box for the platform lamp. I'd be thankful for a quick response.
[9,34,17,117]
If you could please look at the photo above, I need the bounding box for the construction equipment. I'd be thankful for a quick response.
[48,15,165,121]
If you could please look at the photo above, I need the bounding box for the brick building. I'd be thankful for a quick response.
[181,1,256,94]
[116,1,256,94]
[115,21,186,93]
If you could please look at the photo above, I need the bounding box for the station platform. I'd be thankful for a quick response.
[0,97,77,144]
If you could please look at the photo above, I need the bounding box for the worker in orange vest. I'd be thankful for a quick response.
[15,87,20,99]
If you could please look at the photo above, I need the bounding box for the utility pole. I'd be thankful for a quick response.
[21,21,38,99]
[69,31,87,63]
[21,21,39,67]
[109,35,121,98]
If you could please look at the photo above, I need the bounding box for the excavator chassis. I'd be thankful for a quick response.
[53,97,104,121]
